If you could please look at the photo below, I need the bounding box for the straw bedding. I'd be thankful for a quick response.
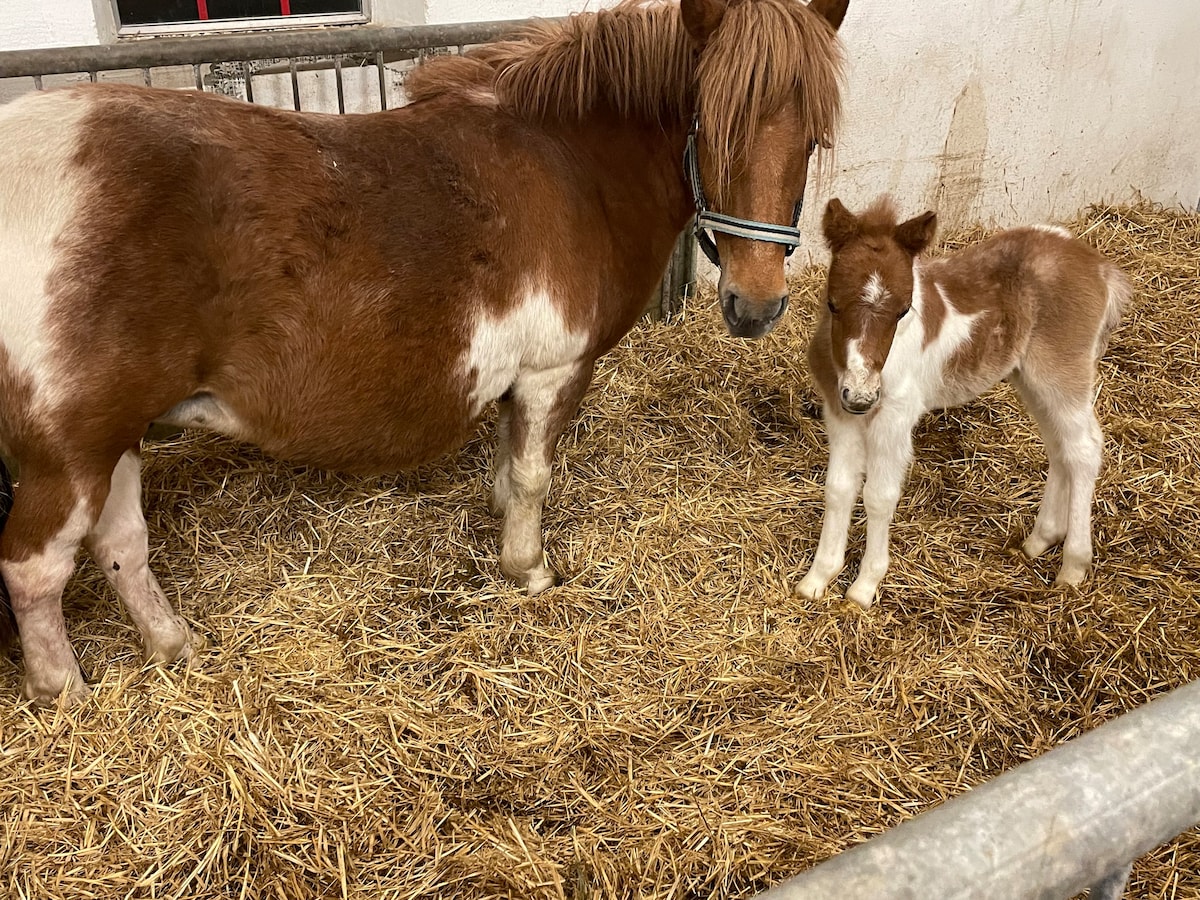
[1,204,1198,899]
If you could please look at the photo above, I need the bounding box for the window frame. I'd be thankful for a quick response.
[108,0,370,37]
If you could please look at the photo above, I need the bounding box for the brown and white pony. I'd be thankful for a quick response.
[0,0,848,703]
[796,197,1129,609]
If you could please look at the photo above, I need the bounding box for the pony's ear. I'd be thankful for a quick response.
[894,210,938,256]
[807,0,850,30]
[823,198,859,251]
[681,0,728,49]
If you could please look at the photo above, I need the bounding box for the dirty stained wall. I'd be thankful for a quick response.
[0,0,1195,251]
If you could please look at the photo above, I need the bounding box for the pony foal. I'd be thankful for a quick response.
[795,197,1129,608]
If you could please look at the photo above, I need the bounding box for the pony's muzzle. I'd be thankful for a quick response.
[840,386,879,415]
[720,289,788,339]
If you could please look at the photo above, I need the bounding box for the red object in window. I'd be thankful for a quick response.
[196,0,209,19]
[280,0,291,13]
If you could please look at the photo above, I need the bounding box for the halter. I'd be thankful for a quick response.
[683,117,806,267]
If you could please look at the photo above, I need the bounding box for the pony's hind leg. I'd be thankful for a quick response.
[1,467,103,704]
[84,449,193,666]
[1013,373,1101,584]
[489,391,514,517]
[498,360,593,596]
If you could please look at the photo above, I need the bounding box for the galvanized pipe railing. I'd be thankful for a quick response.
[759,678,1200,899]
[0,21,530,79]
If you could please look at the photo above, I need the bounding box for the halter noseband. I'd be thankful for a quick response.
[683,118,806,267]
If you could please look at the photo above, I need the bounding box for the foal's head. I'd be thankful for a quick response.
[682,0,846,338]
[821,197,938,414]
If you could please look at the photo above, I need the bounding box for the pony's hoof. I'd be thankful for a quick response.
[1021,532,1063,560]
[525,567,559,596]
[792,574,827,602]
[845,581,877,610]
[23,674,91,708]
[143,618,198,667]
[1053,565,1088,587]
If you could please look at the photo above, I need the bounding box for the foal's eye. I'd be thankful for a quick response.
[897,306,911,320]
[827,299,837,314]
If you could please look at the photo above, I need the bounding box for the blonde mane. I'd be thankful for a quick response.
[405,0,844,200]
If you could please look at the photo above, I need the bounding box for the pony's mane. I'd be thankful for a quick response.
[859,196,900,234]
[405,0,843,200]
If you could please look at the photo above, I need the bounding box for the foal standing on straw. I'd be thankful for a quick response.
[795,198,1129,609]
[0,0,848,704]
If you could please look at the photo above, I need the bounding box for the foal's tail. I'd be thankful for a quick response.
[1096,261,1133,361]
[0,460,13,650]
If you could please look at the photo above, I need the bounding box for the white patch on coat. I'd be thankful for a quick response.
[860,271,887,307]
[0,90,91,409]
[1032,224,1073,239]
[843,339,874,397]
[464,289,588,416]
[881,267,981,413]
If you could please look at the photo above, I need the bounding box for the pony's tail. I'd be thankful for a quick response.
[0,460,13,650]
[1096,262,1132,360]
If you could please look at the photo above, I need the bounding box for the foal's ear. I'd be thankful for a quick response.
[807,0,850,30]
[681,0,728,49]
[823,198,859,251]
[894,210,938,256]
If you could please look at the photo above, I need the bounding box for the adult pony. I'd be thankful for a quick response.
[0,0,848,703]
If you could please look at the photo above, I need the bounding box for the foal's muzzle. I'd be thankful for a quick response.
[840,386,880,415]
[721,290,789,339]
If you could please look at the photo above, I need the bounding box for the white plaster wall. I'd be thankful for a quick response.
[0,0,100,49]
[803,0,1200,253]
[423,0,613,26]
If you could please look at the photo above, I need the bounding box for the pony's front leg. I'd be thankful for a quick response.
[795,411,865,601]
[2,466,106,705]
[498,360,593,595]
[84,450,194,666]
[846,414,915,609]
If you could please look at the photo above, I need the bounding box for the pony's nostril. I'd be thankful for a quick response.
[841,387,850,402]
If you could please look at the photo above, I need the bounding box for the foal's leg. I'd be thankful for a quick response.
[1012,376,1069,559]
[1013,375,1102,584]
[845,411,915,609]
[489,392,513,517]
[499,360,593,595]
[1,466,105,704]
[84,449,193,666]
[795,411,866,601]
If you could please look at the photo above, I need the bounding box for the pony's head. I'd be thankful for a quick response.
[683,0,847,338]
[821,197,938,413]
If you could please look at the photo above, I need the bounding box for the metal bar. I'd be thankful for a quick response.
[289,57,300,111]
[0,21,539,79]
[193,63,203,90]
[333,55,345,115]
[376,51,387,110]
[88,70,97,83]
[242,60,254,103]
[757,679,1200,900]
[142,66,152,87]
[32,74,42,90]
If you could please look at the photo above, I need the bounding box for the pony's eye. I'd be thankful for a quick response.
[897,306,911,320]
[827,299,837,314]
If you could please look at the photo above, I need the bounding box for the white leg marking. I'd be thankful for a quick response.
[796,411,865,601]
[1054,405,1102,585]
[85,451,194,665]
[4,497,93,705]
[490,394,513,517]
[847,412,916,609]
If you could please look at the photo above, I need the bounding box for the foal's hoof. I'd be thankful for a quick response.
[1053,564,1089,588]
[845,580,878,610]
[792,574,827,602]
[525,566,559,597]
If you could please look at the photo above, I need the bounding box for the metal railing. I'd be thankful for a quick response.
[758,678,1200,900]
[0,22,694,316]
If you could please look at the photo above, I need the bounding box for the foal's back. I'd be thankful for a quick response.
[926,225,1126,404]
